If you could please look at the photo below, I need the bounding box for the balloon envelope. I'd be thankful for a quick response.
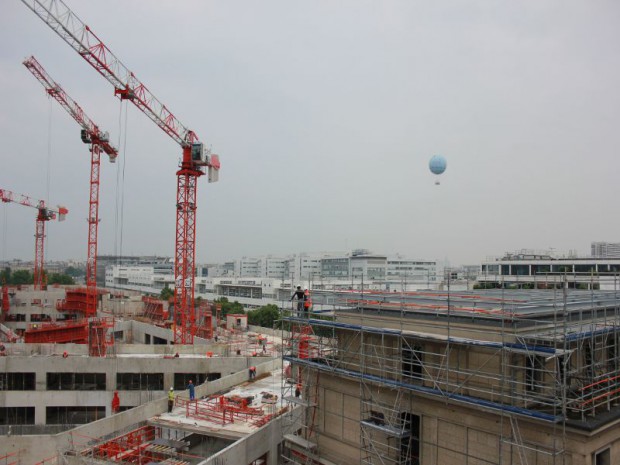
[429,155,447,175]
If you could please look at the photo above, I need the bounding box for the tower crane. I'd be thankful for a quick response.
[24,55,117,316]
[0,189,68,290]
[21,0,221,343]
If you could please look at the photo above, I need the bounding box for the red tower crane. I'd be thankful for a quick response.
[0,189,68,290]
[23,55,117,316]
[22,0,221,343]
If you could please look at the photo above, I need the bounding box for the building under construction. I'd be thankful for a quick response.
[3,284,620,464]
[280,286,620,465]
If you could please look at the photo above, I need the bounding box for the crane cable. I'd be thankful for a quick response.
[112,98,129,360]
[44,98,54,273]
[46,98,53,203]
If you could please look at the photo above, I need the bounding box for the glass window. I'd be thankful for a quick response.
[117,373,163,391]
[512,265,530,276]
[575,264,596,273]
[0,407,35,425]
[46,406,105,425]
[173,373,207,390]
[0,373,35,391]
[47,373,106,390]
[552,265,573,273]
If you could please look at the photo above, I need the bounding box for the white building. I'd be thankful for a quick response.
[479,253,620,289]
[592,241,620,258]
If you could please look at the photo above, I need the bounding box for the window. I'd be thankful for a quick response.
[552,265,573,273]
[46,406,105,425]
[511,265,530,276]
[0,373,35,391]
[402,342,423,382]
[47,373,106,391]
[594,448,610,465]
[117,373,163,391]
[174,373,207,390]
[531,265,551,275]
[525,355,545,392]
[0,407,34,425]
[608,335,618,371]
[400,412,420,465]
[584,340,594,380]
[575,264,596,274]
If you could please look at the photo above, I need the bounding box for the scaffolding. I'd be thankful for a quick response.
[280,285,620,464]
[280,321,325,464]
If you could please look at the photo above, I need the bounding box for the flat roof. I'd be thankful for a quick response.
[328,289,620,322]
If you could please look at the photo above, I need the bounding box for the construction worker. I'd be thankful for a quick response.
[303,289,312,317]
[187,380,195,400]
[290,286,305,315]
[249,366,256,380]
[168,387,174,413]
[111,391,120,413]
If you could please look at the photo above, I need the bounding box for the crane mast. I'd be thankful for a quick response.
[0,189,68,290]
[22,0,221,343]
[24,55,118,315]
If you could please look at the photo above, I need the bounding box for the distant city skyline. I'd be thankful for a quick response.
[2,2,619,266]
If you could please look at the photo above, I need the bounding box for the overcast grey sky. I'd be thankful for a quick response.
[1,1,619,266]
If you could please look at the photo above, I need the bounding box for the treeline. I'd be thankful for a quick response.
[0,268,75,285]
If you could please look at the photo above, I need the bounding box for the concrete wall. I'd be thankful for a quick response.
[200,413,294,465]
[0,359,281,464]
[0,354,274,425]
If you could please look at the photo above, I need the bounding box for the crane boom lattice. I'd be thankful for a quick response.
[24,55,118,315]
[22,0,221,343]
[0,189,67,290]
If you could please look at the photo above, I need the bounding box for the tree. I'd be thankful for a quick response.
[160,285,174,301]
[64,266,85,277]
[214,297,244,316]
[0,267,10,284]
[47,273,75,285]
[11,270,33,285]
[247,304,280,328]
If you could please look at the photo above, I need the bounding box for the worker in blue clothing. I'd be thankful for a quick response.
[187,380,195,401]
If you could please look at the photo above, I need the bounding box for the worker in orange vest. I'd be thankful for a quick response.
[303,289,311,317]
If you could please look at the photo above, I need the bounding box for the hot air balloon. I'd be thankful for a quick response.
[429,155,447,185]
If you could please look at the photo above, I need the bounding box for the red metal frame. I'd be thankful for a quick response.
[24,320,88,344]
[0,189,67,290]
[34,208,46,288]
[1,284,9,315]
[24,56,117,315]
[86,143,101,314]
[22,0,221,345]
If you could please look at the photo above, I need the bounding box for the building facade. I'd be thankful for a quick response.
[479,253,620,290]
[592,242,620,258]
[281,290,620,464]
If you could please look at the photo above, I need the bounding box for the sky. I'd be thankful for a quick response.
[1,1,619,266]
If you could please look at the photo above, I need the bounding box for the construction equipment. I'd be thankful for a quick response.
[1,280,9,316]
[23,55,117,316]
[22,0,221,344]
[0,189,68,290]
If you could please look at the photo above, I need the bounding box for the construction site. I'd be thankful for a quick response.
[1,0,620,464]
[280,285,620,465]
[1,283,620,464]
